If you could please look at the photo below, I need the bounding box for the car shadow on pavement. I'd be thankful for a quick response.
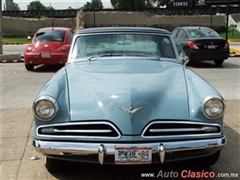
[31,64,64,73]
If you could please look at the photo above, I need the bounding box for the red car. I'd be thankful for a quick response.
[24,27,74,71]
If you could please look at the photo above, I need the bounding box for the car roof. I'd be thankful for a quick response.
[178,26,211,30]
[38,27,71,31]
[75,27,170,35]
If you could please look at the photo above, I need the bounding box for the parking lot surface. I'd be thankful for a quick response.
[1,57,239,180]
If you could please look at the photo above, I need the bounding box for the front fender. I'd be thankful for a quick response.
[184,68,224,123]
[34,67,70,124]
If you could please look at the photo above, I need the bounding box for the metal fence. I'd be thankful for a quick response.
[2,6,240,18]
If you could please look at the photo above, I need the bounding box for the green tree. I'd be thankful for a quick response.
[83,2,92,9]
[91,0,103,9]
[110,0,166,9]
[82,0,103,9]
[27,0,47,10]
[46,6,55,10]
[67,6,74,9]
[111,0,145,9]
[13,2,21,11]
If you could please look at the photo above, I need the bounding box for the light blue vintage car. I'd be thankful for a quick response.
[32,27,226,172]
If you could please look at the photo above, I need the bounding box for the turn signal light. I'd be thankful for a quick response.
[26,46,33,52]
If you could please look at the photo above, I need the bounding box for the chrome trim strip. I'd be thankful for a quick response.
[33,137,226,162]
[149,128,206,132]
[142,121,222,139]
[54,129,113,133]
[37,121,121,139]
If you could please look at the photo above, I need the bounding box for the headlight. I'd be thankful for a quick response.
[201,95,225,119]
[33,96,58,121]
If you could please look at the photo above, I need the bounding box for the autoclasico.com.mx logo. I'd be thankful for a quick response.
[141,170,239,179]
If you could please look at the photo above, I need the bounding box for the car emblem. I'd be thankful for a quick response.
[118,103,143,120]
[44,44,49,48]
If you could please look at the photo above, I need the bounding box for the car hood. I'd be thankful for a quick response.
[66,60,189,135]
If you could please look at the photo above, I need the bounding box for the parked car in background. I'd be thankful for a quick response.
[24,27,74,70]
[32,27,226,172]
[171,26,229,65]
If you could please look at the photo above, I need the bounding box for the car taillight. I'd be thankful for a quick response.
[26,46,33,52]
[188,41,199,49]
[224,42,229,49]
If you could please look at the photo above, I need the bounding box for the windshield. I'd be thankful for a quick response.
[188,28,219,38]
[70,33,176,61]
[34,29,66,42]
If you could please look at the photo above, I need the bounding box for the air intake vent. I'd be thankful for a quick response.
[142,121,221,138]
[37,121,121,139]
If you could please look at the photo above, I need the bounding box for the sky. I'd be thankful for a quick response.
[2,0,113,10]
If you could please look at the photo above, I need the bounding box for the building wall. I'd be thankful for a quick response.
[2,11,226,37]
[229,13,240,32]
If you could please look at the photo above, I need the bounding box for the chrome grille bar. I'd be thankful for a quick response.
[37,121,121,139]
[54,129,113,133]
[142,121,222,139]
[150,128,205,132]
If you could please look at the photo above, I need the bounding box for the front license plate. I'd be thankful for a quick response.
[41,52,51,58]
[115,146,152,164]
[208,45,216,49]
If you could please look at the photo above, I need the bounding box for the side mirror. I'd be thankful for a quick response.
[179,53,189,66]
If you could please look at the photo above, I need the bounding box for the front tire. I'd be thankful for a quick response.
[25,64,34,71]
[214,60,224,66]
[44,156,68,172]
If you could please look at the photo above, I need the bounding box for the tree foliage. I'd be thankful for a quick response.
[82,0,103,9]
[110,0,167,9]
[46,6,55,10]
[13,3,21,11]
[27,0,47,10]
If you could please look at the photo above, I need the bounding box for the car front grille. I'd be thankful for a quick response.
[37,121,121,139]
[142,121,221,139]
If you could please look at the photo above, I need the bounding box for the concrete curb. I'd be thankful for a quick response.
[230,47,240,55]
[2,42,31,45]
[228,39,240,42]
[0,54,22,63]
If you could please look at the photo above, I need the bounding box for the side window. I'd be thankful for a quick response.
[162,37,175,59]
[171,29,179,37]
[177,29,188,40]
[69,30,74,43]
[173,36,186,57]
[181,31,188,39]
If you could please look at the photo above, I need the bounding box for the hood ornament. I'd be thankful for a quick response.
[118,103,143,120]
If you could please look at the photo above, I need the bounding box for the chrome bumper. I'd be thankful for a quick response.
[33,137,226,165]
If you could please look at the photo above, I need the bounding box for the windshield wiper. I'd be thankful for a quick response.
[99,54,123,57]
[87,54,123,61]
[128,54,161,61]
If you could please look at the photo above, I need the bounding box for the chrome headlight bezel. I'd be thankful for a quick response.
[33,96,58,121]
[201,95,225,120]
